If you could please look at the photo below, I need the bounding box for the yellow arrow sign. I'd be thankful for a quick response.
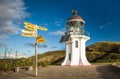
[36,36,46,43]
[24,22,36,31]
[21,33,35,37]
[21,29,36,33]
[24,22,34,26]
[36,36,43,40]
[24,25,36,31]
[37,26,48,31]
[24,22,48,31]
[37,39,46,43]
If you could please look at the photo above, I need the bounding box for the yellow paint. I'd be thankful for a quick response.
[37,26,48,31]
[24,25,36,31]
[24,22,48,31]
[21,33,35,37]
[36,36,46,43]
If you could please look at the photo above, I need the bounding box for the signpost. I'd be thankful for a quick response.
[21,22,47,77]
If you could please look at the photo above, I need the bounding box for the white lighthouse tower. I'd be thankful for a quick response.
[60,10,91,66]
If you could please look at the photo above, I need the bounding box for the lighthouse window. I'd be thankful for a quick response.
[80,21,84,26]
[69,53,71,61]
[75,40,78,48]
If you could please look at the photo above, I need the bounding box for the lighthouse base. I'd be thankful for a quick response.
[61,35,91,66]
[61,60,91,66]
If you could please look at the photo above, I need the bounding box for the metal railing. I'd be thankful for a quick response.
[79,31,90,37]
[65,30,90,37]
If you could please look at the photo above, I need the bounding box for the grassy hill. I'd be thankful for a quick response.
[28,50,65,65]
[86,41,120,63]
[0,41,120,72]
[86,41,120,54]
[27,41,120,65]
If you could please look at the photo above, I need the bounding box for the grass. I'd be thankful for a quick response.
[116,62,120,67]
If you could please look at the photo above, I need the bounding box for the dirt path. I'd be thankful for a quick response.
[0,64,119,79]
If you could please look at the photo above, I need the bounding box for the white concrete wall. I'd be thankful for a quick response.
[70,38,80,66]
[62,35,91,66]
[80,38,91,65]
[62,42,72,65]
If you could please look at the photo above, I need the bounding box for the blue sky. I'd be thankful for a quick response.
[0,0,120,58]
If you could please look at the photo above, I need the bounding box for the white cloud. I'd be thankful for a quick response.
[51,46,58,49]
[7,53,27,59]
[0,42,6,47]
[55,21,61,26]
[38,44,48,48]
[0,0,30,38]
[24,43,48,48]
[44,23,48,26]
[99,22,112,29]
[54,19,63,27]
[49,30,64,36]
[0,53,27,59]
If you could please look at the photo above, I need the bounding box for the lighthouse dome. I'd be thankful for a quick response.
[67,10,85,25]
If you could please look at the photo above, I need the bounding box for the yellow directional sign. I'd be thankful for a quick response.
[36,36,42,40]
[21,33,35,37]
[24,22,36,31]
[37,26,48,31]
[24,22,48,31]
[21,29,36,33]
[24,25,36,31]
[37,39,46,43]
[24,22,34,26]
[36,36,46,43]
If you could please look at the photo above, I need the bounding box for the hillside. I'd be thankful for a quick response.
[27,41,120,65]
[86,41,120,54]
[28,50,65,65]
[86,41,120,63]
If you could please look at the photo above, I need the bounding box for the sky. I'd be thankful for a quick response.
[0,0,120,58]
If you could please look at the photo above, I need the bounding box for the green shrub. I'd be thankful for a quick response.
[86,52,105,62]
[38,62,48,67]
[0,58,33,72]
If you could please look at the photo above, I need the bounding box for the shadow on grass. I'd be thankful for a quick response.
[96,65,120,79]
[91,53,109,62]
[51,57,64,65]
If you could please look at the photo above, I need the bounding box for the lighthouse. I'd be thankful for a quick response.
[60,10,91,66]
